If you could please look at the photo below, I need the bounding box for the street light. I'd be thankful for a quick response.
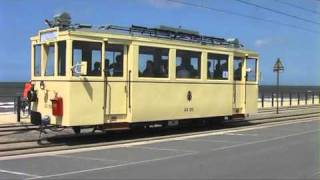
[273,58,284,114]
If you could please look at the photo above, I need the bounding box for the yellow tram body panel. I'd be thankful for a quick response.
[29,26,259,127]
[131,82,233,122]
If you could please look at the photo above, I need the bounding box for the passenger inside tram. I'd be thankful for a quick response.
[92,62,101,76]
[109,55,123,76]
[234,61,242,80]
[142,60,154,77]
[176,59,192,78]
[105,59,110,76]
[207,61,213,79]
[153,61,168,77]
[214,61,222,79]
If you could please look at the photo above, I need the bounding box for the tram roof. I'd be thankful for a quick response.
[33,24,259,57]
[72,24,243,47]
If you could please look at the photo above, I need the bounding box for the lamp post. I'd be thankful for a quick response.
[273,58,284,114]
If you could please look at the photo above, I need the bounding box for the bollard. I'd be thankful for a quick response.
[271,92,274,107]
[289,92,292,106]
[17,96,21,122]
[305,92,308,105]
[261,93,264,108]
[280,92,284,106]
[298,92,300,105]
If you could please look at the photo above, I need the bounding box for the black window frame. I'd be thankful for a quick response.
[33,44,42,77]
[57,41,66,76]
[246,58,257,82]
[105,43,125,77]
[176,50,201,79]
[207,53,229,80]
[138,46,169,78]
[44,44,55,76]
[233,57,244,81]
[72,41,102,77]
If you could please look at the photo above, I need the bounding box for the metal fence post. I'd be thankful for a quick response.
[13,97,17,114]
[305,92,308,105]
[289,92,292,106]
[297,92,300,105]
[271,92,274,107]
[280,92,284,106]
[17,96,21,123]
[261,93,264,108]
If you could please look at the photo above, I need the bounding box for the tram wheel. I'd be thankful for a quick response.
[208,117,225,126]
[72,126,81,134]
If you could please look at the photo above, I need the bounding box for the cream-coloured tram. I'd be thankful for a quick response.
[29,14,259,133]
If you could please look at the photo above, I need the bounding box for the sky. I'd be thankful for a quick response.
[0,0,319,85]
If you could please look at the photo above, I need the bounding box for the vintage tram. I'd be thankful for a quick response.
[29,13,259,133]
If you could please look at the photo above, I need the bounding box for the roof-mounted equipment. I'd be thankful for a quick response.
[45,12,71,29]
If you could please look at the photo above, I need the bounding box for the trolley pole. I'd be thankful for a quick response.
[273,58,284,114]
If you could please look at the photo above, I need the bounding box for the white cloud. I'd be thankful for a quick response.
[145,0,183,8]
[254,37,288,48]
[254,39,270,48]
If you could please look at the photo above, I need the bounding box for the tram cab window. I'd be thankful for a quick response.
[58,41,66,76]
[246,58,257,81]
[34,45,41,76]
[207,53,229,80]
[234,57,244,81]
[138,46,169,78]
[105,44,124,77]
[44,45,55,76]
[176,50,201,79]
[73,41,102,76]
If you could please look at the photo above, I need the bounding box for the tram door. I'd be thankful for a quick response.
[104,44,128,117]
[233,57,245,114]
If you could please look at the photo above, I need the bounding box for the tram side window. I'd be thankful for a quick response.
[73,41,102,76]
[105,44,124,77]
[234,57,244,81]
[246,58,257,81]
[176,50,201,79]
[34,45,41,76]
[58,41,66,76]
[207,53,229,80]
[138,46,169,78]
[45,45,55,76]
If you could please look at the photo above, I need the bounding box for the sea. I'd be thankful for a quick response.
[0,82,319,113]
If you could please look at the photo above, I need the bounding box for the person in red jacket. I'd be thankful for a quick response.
[22,81,32,99]
[21,81,32,115]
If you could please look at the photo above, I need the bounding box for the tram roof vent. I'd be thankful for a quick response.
[226,38,241,48]
[97,24,244,48]
[157,25,200,36]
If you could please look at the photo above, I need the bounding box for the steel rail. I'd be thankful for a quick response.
[1,105,318,132]
[0,110,319,157]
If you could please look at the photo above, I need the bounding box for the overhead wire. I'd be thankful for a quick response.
[166,0,320,34]
[274,0,320,15]
[232,0,320,26]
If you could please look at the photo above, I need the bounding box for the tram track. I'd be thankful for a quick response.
[0,105,318,134]
[0,109,319,157]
